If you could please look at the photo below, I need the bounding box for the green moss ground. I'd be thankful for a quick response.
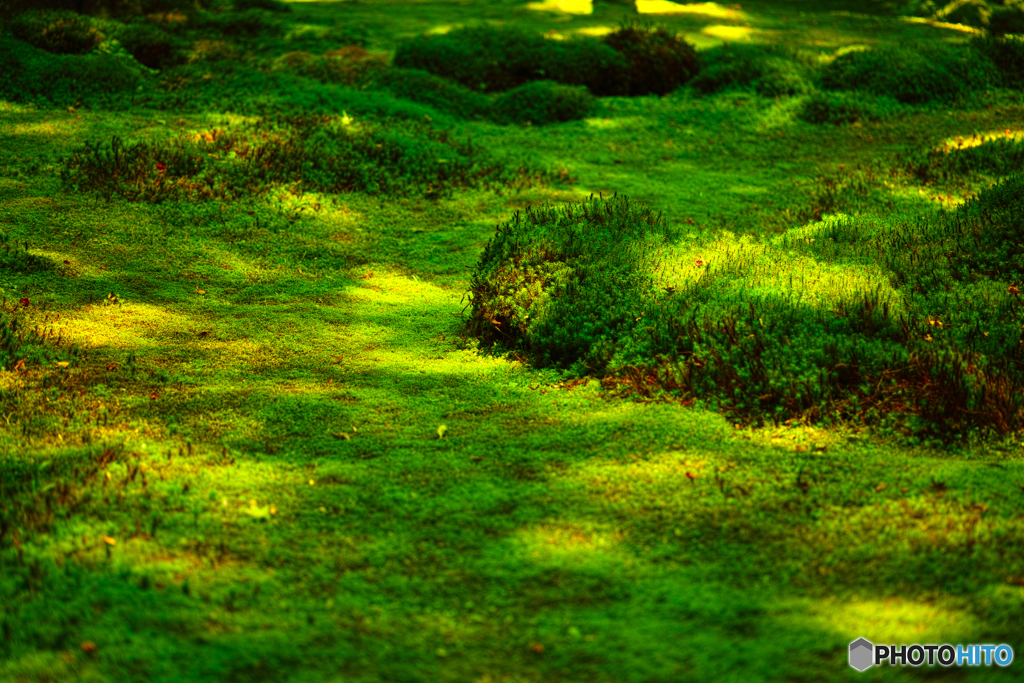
[2,1,1024,681]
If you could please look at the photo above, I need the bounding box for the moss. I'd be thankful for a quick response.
[798,90,903,125]
[10,9,105,55]
[366,68,492,121]
[270,46,389,88]
[819,42,999,104]
[489,80,596,126]
[946,172,1024,284]
[0,33,144,108]
[597,20,700,97]
[466,193,678,371]
[392,23,552,94]
[971,35,1024,89]
[689,44,813,98]
[392,23,630,96]
[114,20,187,70]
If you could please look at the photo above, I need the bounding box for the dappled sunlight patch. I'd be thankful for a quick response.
[423,24,459,36]
[801,495,1009,558]
[701,25,754,41]
[571,450,710,506]
[526,0,593,15]
[5,119,74,138]
[572,26,615,38]
[0,102,39,114]
[637,1,746,21]
[66,300,195,350]
[584,115,645,130]
[798,596,981,645]
[898,15,983,35]
[513,521,633,567]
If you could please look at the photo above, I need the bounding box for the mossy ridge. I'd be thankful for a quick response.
[797,90,906,126]
[970,34,1024,89]
[689,43,814,99]
[490,80,597,126]
[466,192,679,371]
[897,133,1024,184]
[392,23,629,95]
[363,67,493,122]
[0,34,145,110]
[818,41,1000,105]
[466,181,1024,443]
[391,20,702,98]
[60,113,566,202]
[9,9,106,55]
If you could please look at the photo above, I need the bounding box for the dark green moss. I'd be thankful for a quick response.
[819,43,999,104]
[689,44,812,98]
[489,80,596,126]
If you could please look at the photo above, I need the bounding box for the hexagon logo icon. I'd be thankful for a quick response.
[849,638,874,671]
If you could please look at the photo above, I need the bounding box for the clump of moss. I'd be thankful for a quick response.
[391,23,630,95]
[392,24,552,93]
[689,43,813,98]
[0,34,143,109]
[597,20,700,97]
[798,90,902,125]
[489,80,596,126]
[465,193,679,371]
[114,21,187,70]
[989,4,1024,35]
[365,68,492,121]
[0,237,54,276]
[10,9,106,55]
[819,42,999,104]
[899,136,1024,184]
[270,46,389,88]
[970,35,1024,89]
[61,114,563,203]
[194,8,285,40]
[944,172,1024,284]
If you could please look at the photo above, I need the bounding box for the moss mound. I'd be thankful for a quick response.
[945,173,1024,284]
[270,46,389,88]
[465,193,679,371]
[971,35,1024,89]
[0,34,144,109]
[392,24,553,94]
[819,43,999,104]
[392,23,670,97]
[899,136,1024,184]
[465,187,1024,441]
[114,20,187,70]
[10,9,106,54]
[798,90,903,125]
[364,68,493,121]
[193,8,285,40]
[489,80,596,126]
[989,4,1024,35]
[60,114,562,202]
[689,43,813,98]
[597,20,699,96]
